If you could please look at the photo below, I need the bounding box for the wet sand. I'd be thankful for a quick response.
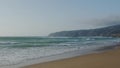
[23,46,120,68]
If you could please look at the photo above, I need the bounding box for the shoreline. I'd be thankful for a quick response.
[2,48,96,68]
[23,44,120,68]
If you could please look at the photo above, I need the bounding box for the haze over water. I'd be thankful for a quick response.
[0,0,120,36]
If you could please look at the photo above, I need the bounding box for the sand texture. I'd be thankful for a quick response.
[23,47,120,68]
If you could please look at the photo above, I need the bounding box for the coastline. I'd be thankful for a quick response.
[23,44,120,68]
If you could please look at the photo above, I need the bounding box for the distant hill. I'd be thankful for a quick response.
[48,25,120,37]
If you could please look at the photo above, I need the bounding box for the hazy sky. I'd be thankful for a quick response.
[0,0,120,36]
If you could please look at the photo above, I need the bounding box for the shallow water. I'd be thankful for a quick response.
[0,36,119,68]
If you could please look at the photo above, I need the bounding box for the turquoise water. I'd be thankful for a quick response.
[0,36,119,67]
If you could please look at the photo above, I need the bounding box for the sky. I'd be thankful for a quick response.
[0,0,120,36]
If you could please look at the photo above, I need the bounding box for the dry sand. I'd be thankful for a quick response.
[23,47,120,68]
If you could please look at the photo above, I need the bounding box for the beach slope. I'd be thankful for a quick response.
[23,47,120,68]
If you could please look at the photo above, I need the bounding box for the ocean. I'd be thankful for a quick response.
[0,36,120,68]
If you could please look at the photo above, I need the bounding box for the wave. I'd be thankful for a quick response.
[0,37,119,67]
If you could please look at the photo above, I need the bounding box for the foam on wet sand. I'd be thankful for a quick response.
[23,45,120,68]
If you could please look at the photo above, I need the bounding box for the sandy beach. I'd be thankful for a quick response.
[23,46,120,68]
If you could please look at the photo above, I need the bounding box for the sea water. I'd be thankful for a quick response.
[0,36,119,68]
